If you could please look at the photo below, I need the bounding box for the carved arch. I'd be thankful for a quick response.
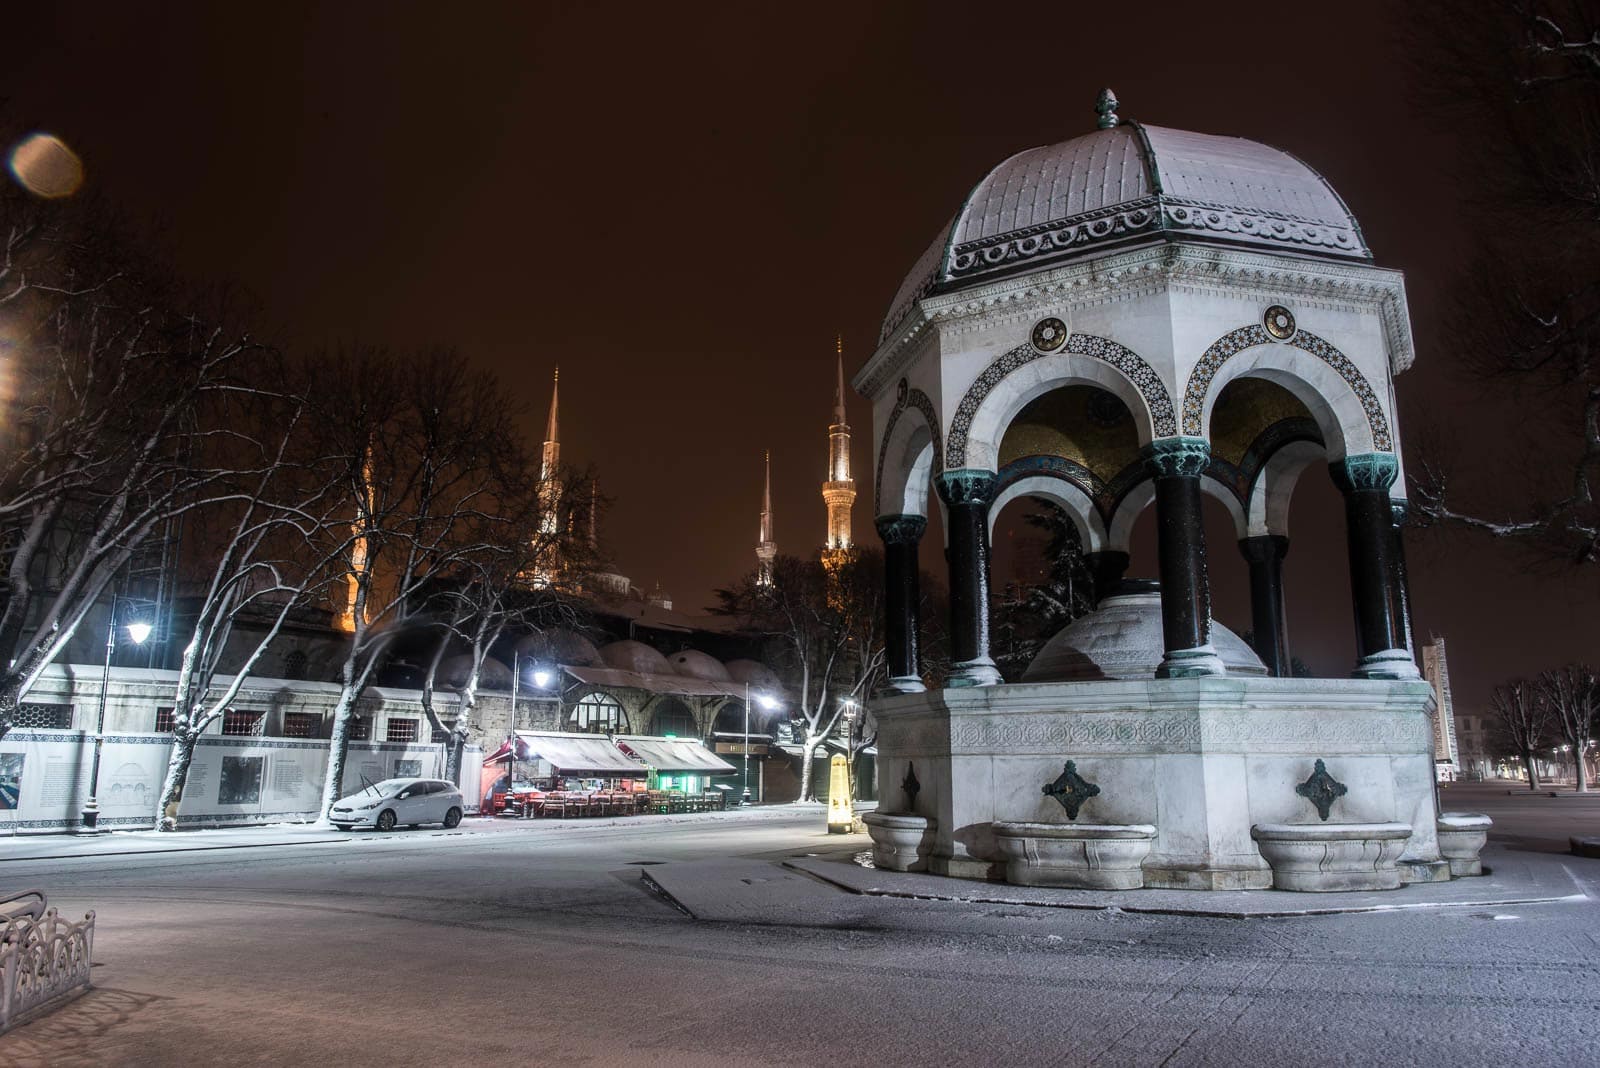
[946,334,1176,472]
[1182,325,1392,456]
[874,378,943,517]
[986,463,1109,554]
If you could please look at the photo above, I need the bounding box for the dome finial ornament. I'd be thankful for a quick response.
[1095,88,1120,130]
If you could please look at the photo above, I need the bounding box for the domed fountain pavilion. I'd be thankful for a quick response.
[858,92,1453,891]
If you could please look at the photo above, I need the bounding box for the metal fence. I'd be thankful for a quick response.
[1,890,95,1032]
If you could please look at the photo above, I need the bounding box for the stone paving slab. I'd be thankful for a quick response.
[783,845,1590,918]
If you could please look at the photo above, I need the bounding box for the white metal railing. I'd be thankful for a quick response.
[1,889,94,1033]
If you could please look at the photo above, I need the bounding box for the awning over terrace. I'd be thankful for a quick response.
[485,730,648,778]
[613,735,737,776]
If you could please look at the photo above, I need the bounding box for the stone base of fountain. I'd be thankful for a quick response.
[991,822,1156,889]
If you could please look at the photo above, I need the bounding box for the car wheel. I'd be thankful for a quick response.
[443,807,462,829]
[376,809,397,832]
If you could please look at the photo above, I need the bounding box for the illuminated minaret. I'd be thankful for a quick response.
[821,336,856,564]
[756,451,776,586]
[531,367,562,587]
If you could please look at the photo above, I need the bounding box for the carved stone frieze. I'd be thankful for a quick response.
[940,708,1430,755]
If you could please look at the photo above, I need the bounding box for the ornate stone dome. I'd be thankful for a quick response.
[883,100,1367,340]
[599,639,673,675]
[1021,588,1266,682]
[668,649,733,682]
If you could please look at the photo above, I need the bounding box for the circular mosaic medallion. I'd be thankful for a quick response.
[1031,317,1068,352]
[1264,305,1296,340]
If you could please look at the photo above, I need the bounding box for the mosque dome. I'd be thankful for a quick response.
[513,629,600,667]
[1021,587,1266,683]
[441,654,515,692]
[599,639,673,675]
[668,649,733,682]
[724,659,783,695]
[883,95,1368,340]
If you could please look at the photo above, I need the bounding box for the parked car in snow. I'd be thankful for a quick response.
[329,778,464,832]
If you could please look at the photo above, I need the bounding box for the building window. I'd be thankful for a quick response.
[349,717,372,741]
[431,721,454,744]
[569,692,624,734]
[282,712,321,738]
[283,649,309,680]
[155,707,175,733]
[648,697,696,739]
[222,710,264,736]
[13,703,72,730]
[386,718,419,743]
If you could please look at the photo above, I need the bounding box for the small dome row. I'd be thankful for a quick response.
[436,631,781,696]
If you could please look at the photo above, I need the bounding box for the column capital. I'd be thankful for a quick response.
[934,469,998,507]
[875,514,928,546]
[1330,452,1399,493]
[1238,533,1290,566]
[1141,436,1211,479]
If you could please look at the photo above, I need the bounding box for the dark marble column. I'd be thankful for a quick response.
[1330,454,1419,679]
[1238,535,1291,677]
[876,514,928,693]
[1390,500,1415,655]
[1142,438,1226,678]
[1084,550,1130,606]
[934,469,1002,687]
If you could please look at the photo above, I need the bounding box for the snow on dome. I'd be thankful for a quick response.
[514,629,600,667]
[882,111,1367,341]
[599,639,673,676]
[724,659,782,695]
[442,654,515,692]
[668,649,732,682]
[1021,588,1265,683]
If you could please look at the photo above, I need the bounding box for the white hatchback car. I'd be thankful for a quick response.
[329,778,465,832]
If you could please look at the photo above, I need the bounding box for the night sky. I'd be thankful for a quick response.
[7,2,1595,714]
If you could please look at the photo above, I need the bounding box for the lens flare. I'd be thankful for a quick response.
[9,133,84,198]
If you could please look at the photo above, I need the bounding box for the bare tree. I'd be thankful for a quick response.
[718,552,887,802]
[1489,678,1554,789]
[0,184,272,736]
[1538,664,1598,791]
[1406,3,1600,565]
[415,473,598,783]
[153,368,352,829]
[311,346,535,819]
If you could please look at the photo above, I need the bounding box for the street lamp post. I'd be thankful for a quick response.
[80,596,154,833]
[741,683,778,805]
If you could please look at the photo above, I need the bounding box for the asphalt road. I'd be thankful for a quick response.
[3,800,1599,1067]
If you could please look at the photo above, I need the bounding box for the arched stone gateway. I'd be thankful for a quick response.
[856,92,1446,892]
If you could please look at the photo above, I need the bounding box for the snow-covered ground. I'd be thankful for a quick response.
[2,798,1598,1067]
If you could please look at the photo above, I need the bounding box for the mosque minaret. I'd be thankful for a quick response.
[756,450,776,586]
[531,367,561,587]
[821,336,856,563]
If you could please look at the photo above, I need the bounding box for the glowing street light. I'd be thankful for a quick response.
[742,684,781,804]
[81,596,157,833]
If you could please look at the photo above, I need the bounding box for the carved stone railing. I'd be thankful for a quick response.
[1,891,95,1033]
